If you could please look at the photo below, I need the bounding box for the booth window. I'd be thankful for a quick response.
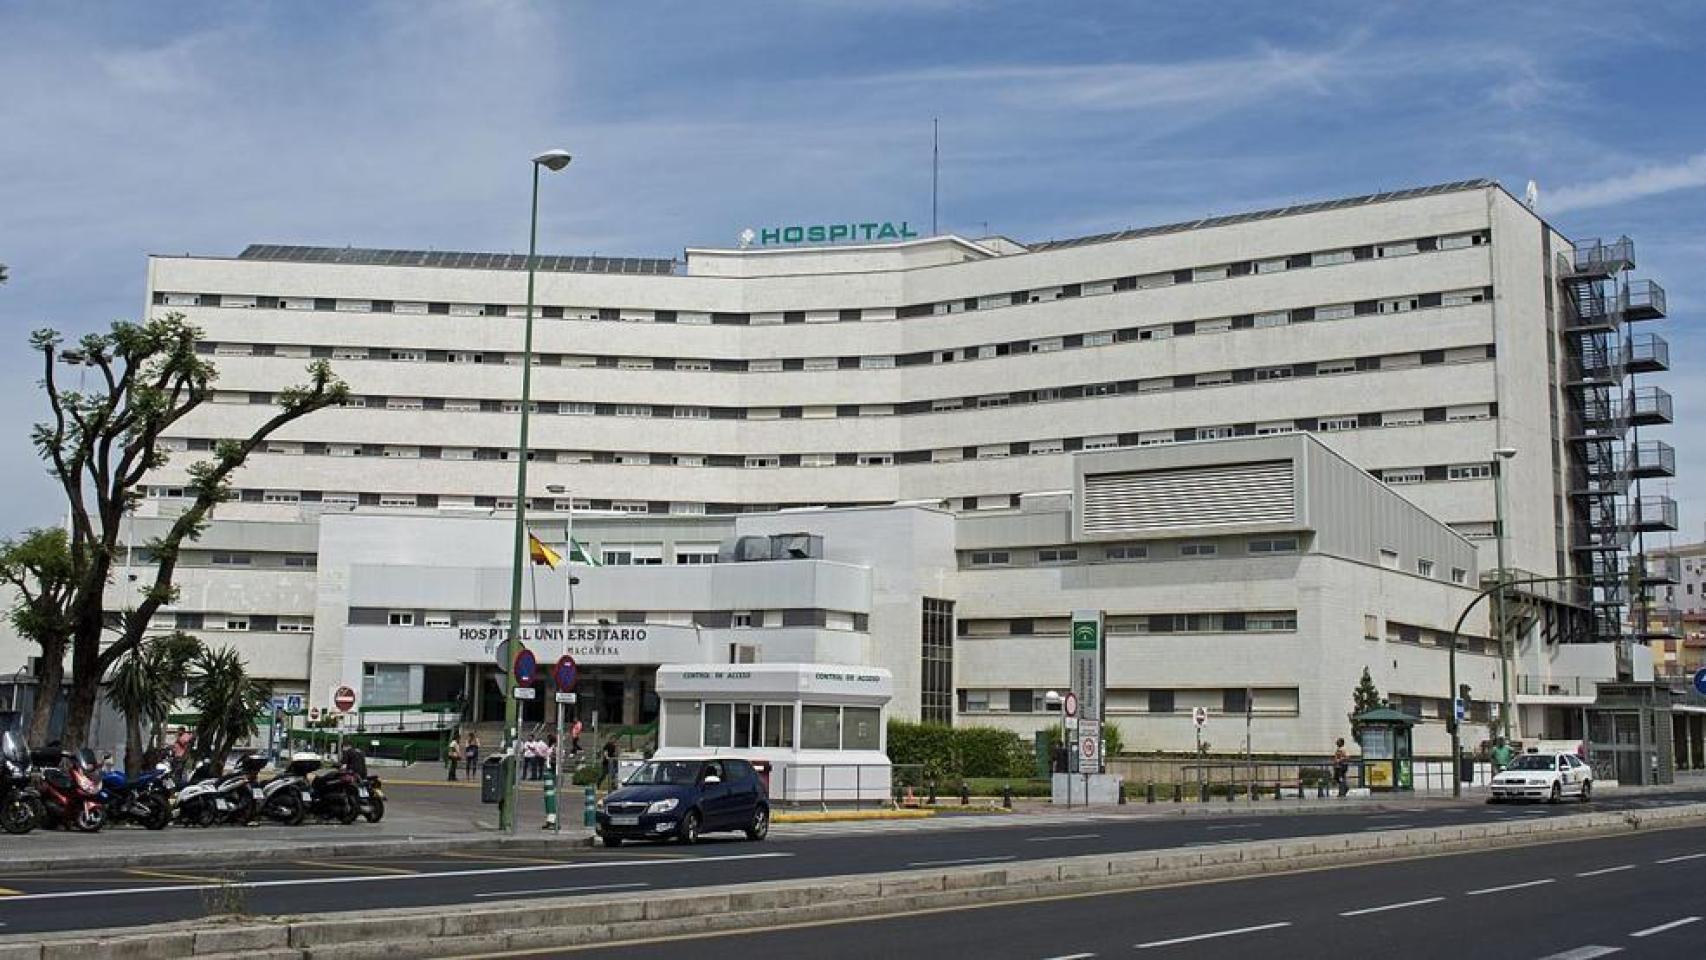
[761,705,795,747]
[702,703,733,748]
[842,707,881,750]
[801,705,841,749]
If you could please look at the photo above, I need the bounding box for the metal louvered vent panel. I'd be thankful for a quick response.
[1082,461,1295,533]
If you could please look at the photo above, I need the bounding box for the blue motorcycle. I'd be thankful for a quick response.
[99,763,172,830]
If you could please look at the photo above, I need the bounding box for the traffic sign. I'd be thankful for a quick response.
[1078,718,1102,772]
[554,692,578,705]
[285,694,304,714]
[308,706,323,722]
[1063,691,1079,719]
[513,686,537,700]
[332,685,357,713]
[553,654,578,691]
[1694,668,1706,697]
[1192,706,1208,728]
[512,647,538,686]
[1454,698,1467,722]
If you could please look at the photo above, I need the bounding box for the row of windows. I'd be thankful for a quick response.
[187,282,1494,379]
[173,394,1498,476]
[1378,618,1496,655]
[348,607,868,631]
[964,537,1300,569]
[207,337,1497,427]
[958,610,1299,637]
[958,686,1303,717]
[159,229,1490,329]
[1380,463,1495,485]
[1374,548,1471,584]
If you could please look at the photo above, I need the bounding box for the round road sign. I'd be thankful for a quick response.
[1063,691,1079,719]
[1079,735,1097,760]
[332,685,357,713]
[1192,706,1208,728]
[513,647,538,685]
[1694,668,1706,697]
[554,654,578,691]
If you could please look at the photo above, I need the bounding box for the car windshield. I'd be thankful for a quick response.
[1507,755,1556,771]
[625,761,701,786]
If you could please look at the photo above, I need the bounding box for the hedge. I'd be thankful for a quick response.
[886,720,1034,780]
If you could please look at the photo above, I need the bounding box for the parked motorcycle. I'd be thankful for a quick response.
[100,762,172,830]
[245,754,309,826]
[35,748,105,832]
[354,773,385,823]
[172,757,254,827]
[0,731,43,834]
[306,764,361,825]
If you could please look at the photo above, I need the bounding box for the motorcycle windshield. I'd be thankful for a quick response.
[76,748,99,771]
[0,731,26,764]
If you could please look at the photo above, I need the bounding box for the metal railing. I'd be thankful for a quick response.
[1515,675,1596,697]
[1620,279,1666,319]
[774,762,905,810]
[1570,236,1635,277]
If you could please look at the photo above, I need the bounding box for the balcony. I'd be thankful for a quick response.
[1516,675,1598,703]
[1628,386,1674,425]
[1624,332,1669,373]
[1636,607,1684,640]
[1572,525,1633,552]
[1565,290,1619,332]
[1620,279,1667,322]
[1623,495,1679,533]
[1570,236,1635,278]
[1635,553,1681,586]
[1627,440,1676,479]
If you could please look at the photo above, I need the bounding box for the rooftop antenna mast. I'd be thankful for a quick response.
[931,118,939,236]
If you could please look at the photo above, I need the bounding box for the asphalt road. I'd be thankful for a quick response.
[0,789,1702,937]
[566,824,1706,960]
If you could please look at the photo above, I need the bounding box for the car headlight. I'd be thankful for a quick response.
[595,798,605,811]
[646,798,678,815]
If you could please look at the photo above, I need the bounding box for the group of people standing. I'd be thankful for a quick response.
[445,720,589,782]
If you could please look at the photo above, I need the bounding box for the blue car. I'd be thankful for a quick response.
[597,757,768,847]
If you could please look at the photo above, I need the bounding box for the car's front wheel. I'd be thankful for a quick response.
[1579,780,1592,803]
[1549,782,1562,804]
[745,804,769,841]
[678,809,701,845]
[602,834,622,848]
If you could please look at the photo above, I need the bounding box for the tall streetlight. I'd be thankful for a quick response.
[500,148,572,832]
[1492,447,1517,744]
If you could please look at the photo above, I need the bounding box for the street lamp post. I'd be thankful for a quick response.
[500,149,572,833]
[1492,447,1517,744]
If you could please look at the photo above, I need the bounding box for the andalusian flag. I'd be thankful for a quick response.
[528,533,564,568]
[568,539,601,566]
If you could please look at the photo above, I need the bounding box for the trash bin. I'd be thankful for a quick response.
[481,755,504,804]
[1458,755,1475,785]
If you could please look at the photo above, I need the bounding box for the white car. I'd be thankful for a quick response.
[1489,752,1593,803]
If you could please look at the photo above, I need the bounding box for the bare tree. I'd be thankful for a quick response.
[22,313,346,748]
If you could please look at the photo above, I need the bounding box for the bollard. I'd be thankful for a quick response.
[1200,783,1209,803]
[1146,782,1156,804]
[1001,784,1013,809]
[1173,783,1182,803]
[1248,783,1257,803]
[1118,782,1126,805]
[960,782,970,806]
[1298,781,1306,800]
[927,781,937,806]
[1317,781,1326,799]
[583,786,597,828]
[542,763,558,830]
[1226,783,1234,803]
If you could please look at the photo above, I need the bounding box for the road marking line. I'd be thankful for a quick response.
[1135,921,1291,949]
[1204,823,1261,831]
[123,868,226,884]
[1536,947,1622,959]
[0,852,794,903]
[1655,852,1706,864]
[1041,954,1096,960]
[475,882,647,899]
[904,855,1017,868]
[1630,916,1700,938]
[1466,878,1555,896]
[293,859,417,875]
[1338,896,1445,917]
[1576,864,1636,877]
[1026,834,1101,842]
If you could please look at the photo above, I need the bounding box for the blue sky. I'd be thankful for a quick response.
[0,0,1702,539]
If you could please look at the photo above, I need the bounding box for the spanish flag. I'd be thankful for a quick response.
[528,532,564,568]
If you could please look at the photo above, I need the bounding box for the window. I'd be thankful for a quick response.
[673,406,709,420]
[388,611,415,626]
[1451,567,1469,585]
[383,445,419,459]
[1028,338,1063,353]
[801,705,842,750]
[921,598,955,725]
[277,617,313,634]
[1379,297,1418,314]
[1383,468,1425,485]
[1379,549,1400,569]
[1195,371,1232,387]
[1382,410,1423,427]
[1246,612,1298,631]
[332,347,369,361]
[1319,416,1358,432]
[1439,232,1486,250]
[1253,310,1289,329]
[321,492,358,506]
[1442,288,1487,307]
[1105,545,1147,561]
[1449,463,1492,481]
[210,617,249,632]
[1255,421,1295,435]
[1083,331,1114,347]
[842,707,881,750]
[675,544,720,565]
[1148,690,1175,714]
[802,452,837,468]
[1193,265,1229,281]
[1037,548,1078,564]
[1315,303,1355,321]
[1224,688,1249,715]
[1255,366,1292,381]
[861,355,895,369]
[1030,439,1065,455]
[1417,559,1435,578]
[560,402,595,416]
[265,441,303,456]
[262,490,300,504]
[388,350,425,363]
[378,494,417,508]
[210,553,251,566]
[616,357,652,371]
[611,501,650,515]
[931,398,964,412]
[424,613,452,628]
[386,397,424,411]
[613,405,652,418]
[969,551,1010,566]
[1137,431,1173,446]
[446,352,481,364]
[1248,538,1299,554]
[1254,258,1288,274]
[1196,426,1235,440]
[977,394,1011,409]
[1316,359,1357,376]
[499,401,539,414]
[1180,543,1217,557]
[749,359,783,373]
[1083,435,1119,450]
[1313,250,1354,266]
[858,453,894,466]
[745,455,780,469]
[1377,241,1418,258]
[1446,403,1491,421]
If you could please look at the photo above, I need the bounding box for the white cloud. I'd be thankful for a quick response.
[1545,152,1706,214]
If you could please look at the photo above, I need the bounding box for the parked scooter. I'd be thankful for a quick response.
[0,731,43,834]
[245,754,309,826]
[100,761,172,831]
[306,762,361,825]
[355,772,386,823]
[34,748,105,832]
[172,757,254,826]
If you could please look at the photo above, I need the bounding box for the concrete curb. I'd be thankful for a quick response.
[0,830,595,876]
[5,801,1704,958]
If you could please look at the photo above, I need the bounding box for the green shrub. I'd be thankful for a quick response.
[886,720,1036,781]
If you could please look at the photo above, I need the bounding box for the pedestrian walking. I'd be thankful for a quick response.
[545,734,558,779]
[601,737,619,789]
[1332,738,1350,797]
[570,719,583,756]
[464,733,480,778]
[1491,737,1514,776]
[447,734,461,781]
[525,737,542,780]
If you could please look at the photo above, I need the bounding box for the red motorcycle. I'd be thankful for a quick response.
[35,748,106,832]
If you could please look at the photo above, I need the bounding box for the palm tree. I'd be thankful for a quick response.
[188,645,272,770]
[105,632,202,776]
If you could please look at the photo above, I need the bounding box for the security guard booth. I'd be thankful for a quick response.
[1353,707,1417,792]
